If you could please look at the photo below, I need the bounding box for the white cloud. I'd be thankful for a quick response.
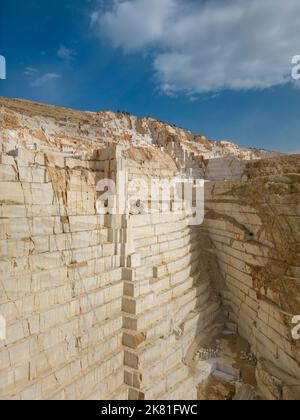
[24,67,38,77]
[96,0,175,53]
[25,68,61,87]
[90,11,100,26]
[92,0,300,95]
[57,45,76,60]
[30,73,61,87]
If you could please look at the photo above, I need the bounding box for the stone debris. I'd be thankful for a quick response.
[233,384,257,400]
[173,325,184,338]
[240,352,257,365]
[194,348,220,362]
[198,376,236,400]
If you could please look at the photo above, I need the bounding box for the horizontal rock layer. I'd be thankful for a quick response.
[0,98,299,400]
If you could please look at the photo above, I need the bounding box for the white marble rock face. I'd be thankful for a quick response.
[0,97,299,401]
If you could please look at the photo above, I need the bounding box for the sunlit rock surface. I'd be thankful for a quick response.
[0,97,299,400]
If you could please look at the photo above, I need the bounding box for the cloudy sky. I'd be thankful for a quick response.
[1,0,300,152]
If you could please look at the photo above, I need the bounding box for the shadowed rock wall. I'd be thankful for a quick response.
[202,156,300,399]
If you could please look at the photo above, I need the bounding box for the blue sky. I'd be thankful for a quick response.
[0,0,300,152]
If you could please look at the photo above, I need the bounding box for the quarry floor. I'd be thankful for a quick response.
[196,332,258,400]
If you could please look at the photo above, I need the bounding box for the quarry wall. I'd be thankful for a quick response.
[0,147,126,400]
[202,156,300,399]
[0,98,300,400]
[0,146,221,400]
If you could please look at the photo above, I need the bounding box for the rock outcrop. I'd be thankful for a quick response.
[0,97,299,400]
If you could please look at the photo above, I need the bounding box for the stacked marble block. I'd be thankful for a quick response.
[0,147,126,400]
[205,157,247,181]
[0,145,223,400]
[121,148,220,399]
[122,212,220,400]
